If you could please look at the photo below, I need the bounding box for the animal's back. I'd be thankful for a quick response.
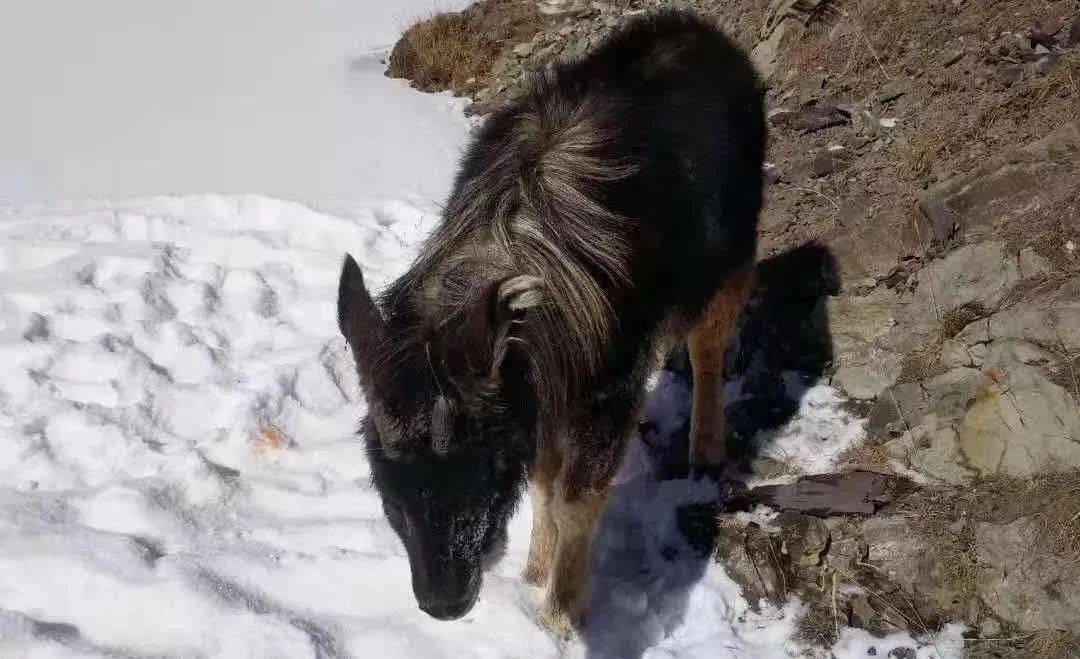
[403,9,765,410]
[454,10,765,313]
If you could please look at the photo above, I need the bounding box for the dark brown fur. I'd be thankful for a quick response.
[337,10,765,629]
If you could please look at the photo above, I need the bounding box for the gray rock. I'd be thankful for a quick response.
[885,415,976,484]
[917,121,1080,242]
[911,242,1021,314]
[714,521,787,610]
[876,79,909,104]
[984,278,1080,354]
[512,42,534,58]
[976,518,1080,632]
[958,368,1080,478]
[827,287,902,399]
[776,512,830,567]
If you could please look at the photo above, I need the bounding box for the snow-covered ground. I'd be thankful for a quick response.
[0,0,472,212]
[0,2,965,657]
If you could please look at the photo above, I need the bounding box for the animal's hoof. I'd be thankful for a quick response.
[539,607,578,639]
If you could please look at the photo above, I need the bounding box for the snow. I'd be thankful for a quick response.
[0,2,965,657]
[0,0,473,213]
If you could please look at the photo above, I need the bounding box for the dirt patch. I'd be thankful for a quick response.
[386,0,550,95]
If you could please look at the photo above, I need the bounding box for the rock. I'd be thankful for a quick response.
[983,278,1080,354]
[827,287,902,399]
[976,518,1080,633]
[1034,43,1051,56]
[809,149,850,178]
[776,512,830,567]
[1017,247,1052,278]
[837,193,871,227]
[824,522,868,572]
[822,207,931,282]
[888,648,916,659]
[849,594,877,629]
[911,242,1021,313]
[867,381,928,438]
[885,417,976,485]
[917,121,1080,242]
[979,617,1002,637]
[745,472,905,517]
[957,354,1080,478]
[860,516,955,607]
[713,521,787,609]
[941,338,987,368]
[769,102,850,133]
[512,42,534,58]
[1029,20,1061,49]
[941,49,964,67]
[876,79,909,104]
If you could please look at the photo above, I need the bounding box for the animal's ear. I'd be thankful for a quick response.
[495,275,544,323]
[489,275,544,374]
[338,254,386,382]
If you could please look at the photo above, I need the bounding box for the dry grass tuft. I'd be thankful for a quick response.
[970,629,1080,659]
[794,599,841,649]
[387,0,547,95]
[938,301,991,341]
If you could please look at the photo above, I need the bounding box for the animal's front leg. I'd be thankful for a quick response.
[541,485,608,636]
[523,475,557,586]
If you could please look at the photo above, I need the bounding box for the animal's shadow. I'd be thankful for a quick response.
[583,244,840,659]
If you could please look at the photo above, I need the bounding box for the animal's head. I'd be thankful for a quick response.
[336,254,538,620]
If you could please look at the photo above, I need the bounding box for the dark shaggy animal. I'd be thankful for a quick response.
[337,10,765,632]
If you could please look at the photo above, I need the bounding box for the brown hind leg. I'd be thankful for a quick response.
[687,264,753,471]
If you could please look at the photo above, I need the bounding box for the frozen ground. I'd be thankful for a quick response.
[0,195,964,658]
[0,0,472,211]
[0,1,964,657]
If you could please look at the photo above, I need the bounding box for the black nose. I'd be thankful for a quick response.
[419,595,475,621]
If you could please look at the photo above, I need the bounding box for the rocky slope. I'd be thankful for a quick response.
[387,1,1080,656]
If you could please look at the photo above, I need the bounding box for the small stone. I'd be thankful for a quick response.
[811,151,849,178]
[941,49,964,67]
[512,42,534,58]
[876,79,908,103]
[1034,43,1051,55]
[979,617,1002,637]
[1030,20,1061,48]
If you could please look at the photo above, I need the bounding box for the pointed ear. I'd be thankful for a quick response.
[489,275,544,374]
[496,275,544,322]
[338,254,386,382]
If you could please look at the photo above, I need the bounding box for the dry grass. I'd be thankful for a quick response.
[387,0,548,94]
[970,629,1080,659]
[938,301,991,341]
[838,440,892,471]
[905,471,1080,600]
[794,598,841,649]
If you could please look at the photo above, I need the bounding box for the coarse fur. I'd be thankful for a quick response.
[338,9,765,629]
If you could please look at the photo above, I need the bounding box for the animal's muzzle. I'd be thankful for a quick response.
[414,566,481,621]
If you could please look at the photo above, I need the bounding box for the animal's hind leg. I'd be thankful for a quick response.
[687,264,752,472]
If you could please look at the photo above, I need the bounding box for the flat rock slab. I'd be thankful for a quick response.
[735,471,911,516]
